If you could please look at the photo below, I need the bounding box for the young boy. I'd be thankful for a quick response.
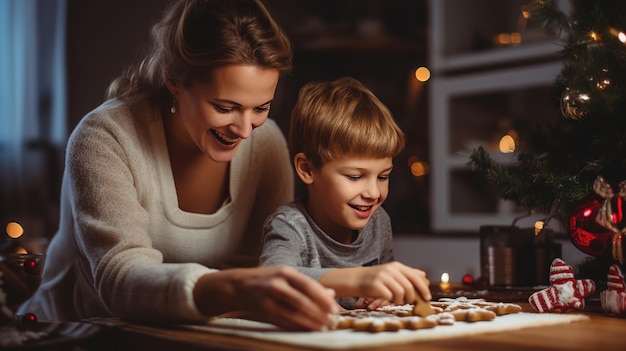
[259,77,430,310]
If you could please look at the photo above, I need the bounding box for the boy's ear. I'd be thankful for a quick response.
[293,152,314,185]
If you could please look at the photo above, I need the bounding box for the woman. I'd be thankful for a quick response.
[18,0,338,331]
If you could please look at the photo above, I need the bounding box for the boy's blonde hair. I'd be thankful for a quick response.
[289,77,405,168]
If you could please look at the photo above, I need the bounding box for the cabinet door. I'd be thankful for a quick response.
[429,62,562,231]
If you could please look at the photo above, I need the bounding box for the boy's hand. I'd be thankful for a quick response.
[354,297,391,310]
[354,261,431,305]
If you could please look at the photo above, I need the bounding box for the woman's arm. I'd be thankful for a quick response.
[193,266,339,331]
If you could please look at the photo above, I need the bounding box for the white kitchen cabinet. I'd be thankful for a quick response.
[427,0,567,231]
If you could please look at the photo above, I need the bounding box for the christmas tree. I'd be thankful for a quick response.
[468,0,626,277]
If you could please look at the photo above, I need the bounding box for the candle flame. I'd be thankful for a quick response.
[441,272,450,284]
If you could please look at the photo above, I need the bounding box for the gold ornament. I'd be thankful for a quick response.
[560,88,590,120]
[589,68,612,92]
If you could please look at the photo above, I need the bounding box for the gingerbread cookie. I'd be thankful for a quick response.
[413,292,437,316]
[376,304,415,317]
[400,315,439,329]
[331,297,520,332]
[430,297,521,315]
[448,308,496,322]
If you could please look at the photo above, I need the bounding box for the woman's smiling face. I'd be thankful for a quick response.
[173,65,279,163]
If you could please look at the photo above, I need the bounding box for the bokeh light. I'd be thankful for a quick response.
[498,134,516,153]
[414,66,430,82]
[408,156,430,177]
[6,221,24,239]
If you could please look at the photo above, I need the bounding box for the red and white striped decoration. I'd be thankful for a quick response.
[529,258,596,313]
[600,264,626,315]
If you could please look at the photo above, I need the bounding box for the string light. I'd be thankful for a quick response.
[609,27,626,44]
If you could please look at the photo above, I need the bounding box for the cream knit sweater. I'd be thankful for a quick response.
[18,98,293,323]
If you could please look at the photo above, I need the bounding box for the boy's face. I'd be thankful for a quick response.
[305,155,393,242]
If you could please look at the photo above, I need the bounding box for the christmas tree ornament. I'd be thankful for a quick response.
[588,68,613,92]
[528,258,596,313]
[601,264,626,315]
[560,88,590,120]
[592,176,626,265]
[567,195,616,257]
[592,176,626,233]
[567,176,626,262]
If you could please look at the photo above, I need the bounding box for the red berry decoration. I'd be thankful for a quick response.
[23,257,39,274]
[462,274,474,285]
[528,258,596,313]
[567,195,616,257]
[601,264,626,315]
[19,313,38,324]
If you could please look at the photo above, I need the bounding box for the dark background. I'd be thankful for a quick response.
[65,0,431,234]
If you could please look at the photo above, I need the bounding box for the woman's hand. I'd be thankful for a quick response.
[193,266,340,331]
[320,261,431,306]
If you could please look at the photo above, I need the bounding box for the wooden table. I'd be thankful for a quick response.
[82,303,626,351]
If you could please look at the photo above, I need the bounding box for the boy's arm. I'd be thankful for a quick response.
[259,214,333,280]
[318,266,369,297]
[318,262,431,305]
[259,215,305,267]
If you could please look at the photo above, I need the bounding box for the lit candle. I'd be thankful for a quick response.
[440,272,451,292]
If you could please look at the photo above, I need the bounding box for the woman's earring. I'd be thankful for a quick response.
[170,98,177,114]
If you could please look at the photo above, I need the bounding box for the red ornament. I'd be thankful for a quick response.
[462,274,474,285]
[23,257,40,274]
[528,258,596,313]
[567,195,616,257]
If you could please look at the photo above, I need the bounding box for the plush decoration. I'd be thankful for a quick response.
[528,258,596,313]
[600,264,626,315]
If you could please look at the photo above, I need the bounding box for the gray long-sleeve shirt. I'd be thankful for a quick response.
[259,200,394,307]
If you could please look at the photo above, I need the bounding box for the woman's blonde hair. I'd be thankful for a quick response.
[289,77,405,169]
[105,0,292,108]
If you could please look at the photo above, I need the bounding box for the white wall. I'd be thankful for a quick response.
[393,234,590,285]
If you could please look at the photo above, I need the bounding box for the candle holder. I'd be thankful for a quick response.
[0,253,46,317]
[480,225,561,287]
[480,225,519,286]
